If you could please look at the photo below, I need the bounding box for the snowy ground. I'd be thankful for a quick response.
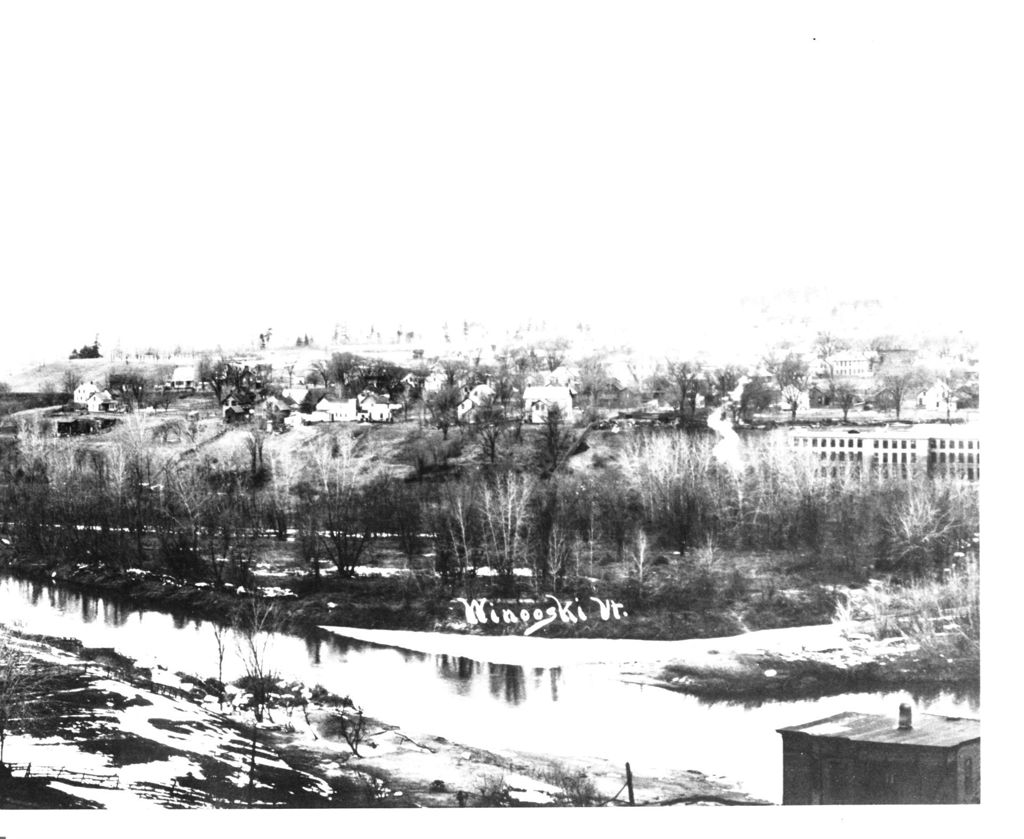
[318,621,868,670]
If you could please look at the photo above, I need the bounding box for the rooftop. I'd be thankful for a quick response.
[791,423,981,440]
[778,711,979,749]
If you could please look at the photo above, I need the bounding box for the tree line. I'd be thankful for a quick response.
[0,412,977,592]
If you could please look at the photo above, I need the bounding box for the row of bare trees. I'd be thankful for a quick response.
[0,413,979,587]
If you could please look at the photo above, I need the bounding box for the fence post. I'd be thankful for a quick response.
[625,762,635,806]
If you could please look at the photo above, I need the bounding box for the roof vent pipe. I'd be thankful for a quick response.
[898,703,913,730]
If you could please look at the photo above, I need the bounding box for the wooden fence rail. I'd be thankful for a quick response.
[7,763,121,789]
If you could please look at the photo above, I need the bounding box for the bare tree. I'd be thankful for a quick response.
[814,332,850,380]
[876,362,929,420]
[427,384,462,440]
[308,359,331,388]
[60,368,83,397]
[710,365,748,419]
[770,353,811,421]
[328,352,365,397]
[439,357,468,388]
[473,396,506,464]
[108,368,151,410]
[629,529,650,600]
[234,597,279,724]
[433,476,481,581]
[540,337,571,372]
[830,378,861,422]
[665,359,706,420]
[198,355,235,403]
[576,354,609,407]
[306,435,382,576]
[244,427,267,481]
[213,622,228,707]
[479,471,534,580]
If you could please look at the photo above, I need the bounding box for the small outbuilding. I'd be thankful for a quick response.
[777,704,979,805]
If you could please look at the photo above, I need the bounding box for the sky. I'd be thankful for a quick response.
[0,1,1011,372]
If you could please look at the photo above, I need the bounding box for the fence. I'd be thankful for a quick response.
[7,763,121,789]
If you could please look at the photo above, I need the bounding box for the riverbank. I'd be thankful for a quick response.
[0,627,767,808]
[320,621,980,702]
[0,540,979,697]
[616,622,979,702]
[0,543,841,642]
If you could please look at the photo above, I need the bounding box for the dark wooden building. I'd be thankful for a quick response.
[777,705,979,805]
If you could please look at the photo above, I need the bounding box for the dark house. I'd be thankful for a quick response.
[778,704,979,805]
[221,390,255,424]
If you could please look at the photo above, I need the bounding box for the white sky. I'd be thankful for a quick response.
[0,1,1012,369]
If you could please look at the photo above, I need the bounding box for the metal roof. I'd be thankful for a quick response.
[778,711,979,748]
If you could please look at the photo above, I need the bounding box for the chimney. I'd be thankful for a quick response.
[898,703,913,730]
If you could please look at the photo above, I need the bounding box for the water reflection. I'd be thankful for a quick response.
[431,655,565,706]
[80,594,97,624]
[101,598,132,628]
[691,681,981,711]
[0,572,983,804]
[304,633,323,666]
[487,662,526,704]
[436,654,478,697]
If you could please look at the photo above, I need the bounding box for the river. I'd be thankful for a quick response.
[0,574,980,804]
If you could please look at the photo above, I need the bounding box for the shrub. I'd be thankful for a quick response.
[541,762,600,806]
[476,773,512,806]
[857,553,979,667]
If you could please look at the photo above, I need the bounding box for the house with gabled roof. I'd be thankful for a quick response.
[261,394,299,431]
[457,383,496,422]
[168,366,197,391]
[74,381,101,405]
[917,380,955,412]
[522,385,574,424]
[313,396,358,423]
[357,392,395,423]
[222,390,255,423]
[86,389,121,414]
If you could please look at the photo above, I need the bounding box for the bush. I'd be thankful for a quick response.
[876,483,977,577]
[860,556,979,664]
[476,773,512,807]
[540,762,600,806]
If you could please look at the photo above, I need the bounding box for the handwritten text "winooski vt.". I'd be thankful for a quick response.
[455,595,628,636]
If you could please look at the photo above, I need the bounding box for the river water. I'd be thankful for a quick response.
[0,574,980,804]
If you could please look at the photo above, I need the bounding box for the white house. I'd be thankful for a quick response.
[422,366,451,394]
[74,381,100,405]
[819,350,875,379]
[457,383,495,421]
[357,393,394,423]
[281,386,309,405]
[522,385,574,424]
[168,366,197,391]
[86,389,119,413]
[918,381,956,412]
[314,396,359,422]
